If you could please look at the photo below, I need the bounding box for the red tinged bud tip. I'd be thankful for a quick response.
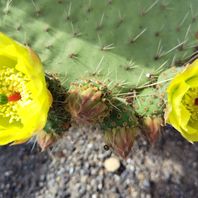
[8,92,21,102]
[144,117,163,144]
[37,130,57,151]
[104,127,138,159]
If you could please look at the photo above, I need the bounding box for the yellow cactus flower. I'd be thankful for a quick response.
[166,59,198,142]
[0,33,52,145]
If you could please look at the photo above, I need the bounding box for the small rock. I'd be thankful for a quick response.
[92,194,97,198]
[104,157,120,172]
[142,179,150,190]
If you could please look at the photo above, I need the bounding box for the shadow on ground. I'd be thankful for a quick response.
[0,144,49,198]
[0,127,198,198]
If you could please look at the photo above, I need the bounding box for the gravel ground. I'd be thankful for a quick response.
[0,126,198,198]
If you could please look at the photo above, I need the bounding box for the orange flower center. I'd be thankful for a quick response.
[8,92,21,102]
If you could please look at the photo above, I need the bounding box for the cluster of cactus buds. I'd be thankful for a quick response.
[0,0,197,158]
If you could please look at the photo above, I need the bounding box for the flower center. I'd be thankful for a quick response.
[0,67,32,124]
[182,88,198,121]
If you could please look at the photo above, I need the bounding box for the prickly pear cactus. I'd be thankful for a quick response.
[0,0,198,157]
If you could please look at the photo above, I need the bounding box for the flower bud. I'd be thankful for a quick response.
[143,117,163,143]
[104,127,138,158]
[37,130,57,151]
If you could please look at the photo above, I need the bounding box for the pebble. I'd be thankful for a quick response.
[104,157,120,172]
[0,128,197,198]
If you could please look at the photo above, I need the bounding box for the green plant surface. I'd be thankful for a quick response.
[0,0,197,90]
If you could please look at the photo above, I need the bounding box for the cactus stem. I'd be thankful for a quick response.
[31,0,41,16]
[129,28,147,43]
[137,78,173,90]
[190,4,197,22]
[141,0,159,16]
[160,2,171,11]
[155,40,163,59]
[108,0,112,5]
[16,24,22,31]
[86,6,92,13]
[136,69,145,87]
[57,0,63,4]
[45,43,53,49]
[135,97,141,107]
[73,31,82,38]
[122,60,138,71]
[86,0,92,13]
[44,26,50,32]
[108,99,121,111]
[184,24,191,40]
[176,12,189,32]
[88,56,104,77]
[161,41,186,57]
[96,56,104,71]
[171,55,177,65]
[154,60,168,74]
[96,13,105,30]
[101,43,115,51]
[116,11,125,27]
[70,23,82,37]
[3,0,12,15]
[65,2,72,20]
[126,92,156,100]
[68,53,78,59]
[155,25,165,37]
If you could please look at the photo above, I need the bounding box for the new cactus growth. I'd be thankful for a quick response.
[133,87,164,143]
[67,79,112,125]
[102,101,138,158]
[133,88,164,118]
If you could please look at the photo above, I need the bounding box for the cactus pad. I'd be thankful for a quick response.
[0,0,197,89]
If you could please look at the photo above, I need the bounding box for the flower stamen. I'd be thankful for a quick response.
[182,88,198,121]
[0,67,32,124]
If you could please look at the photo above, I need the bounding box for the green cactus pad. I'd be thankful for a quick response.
[133,87,164,117]
[0,0,197,90]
